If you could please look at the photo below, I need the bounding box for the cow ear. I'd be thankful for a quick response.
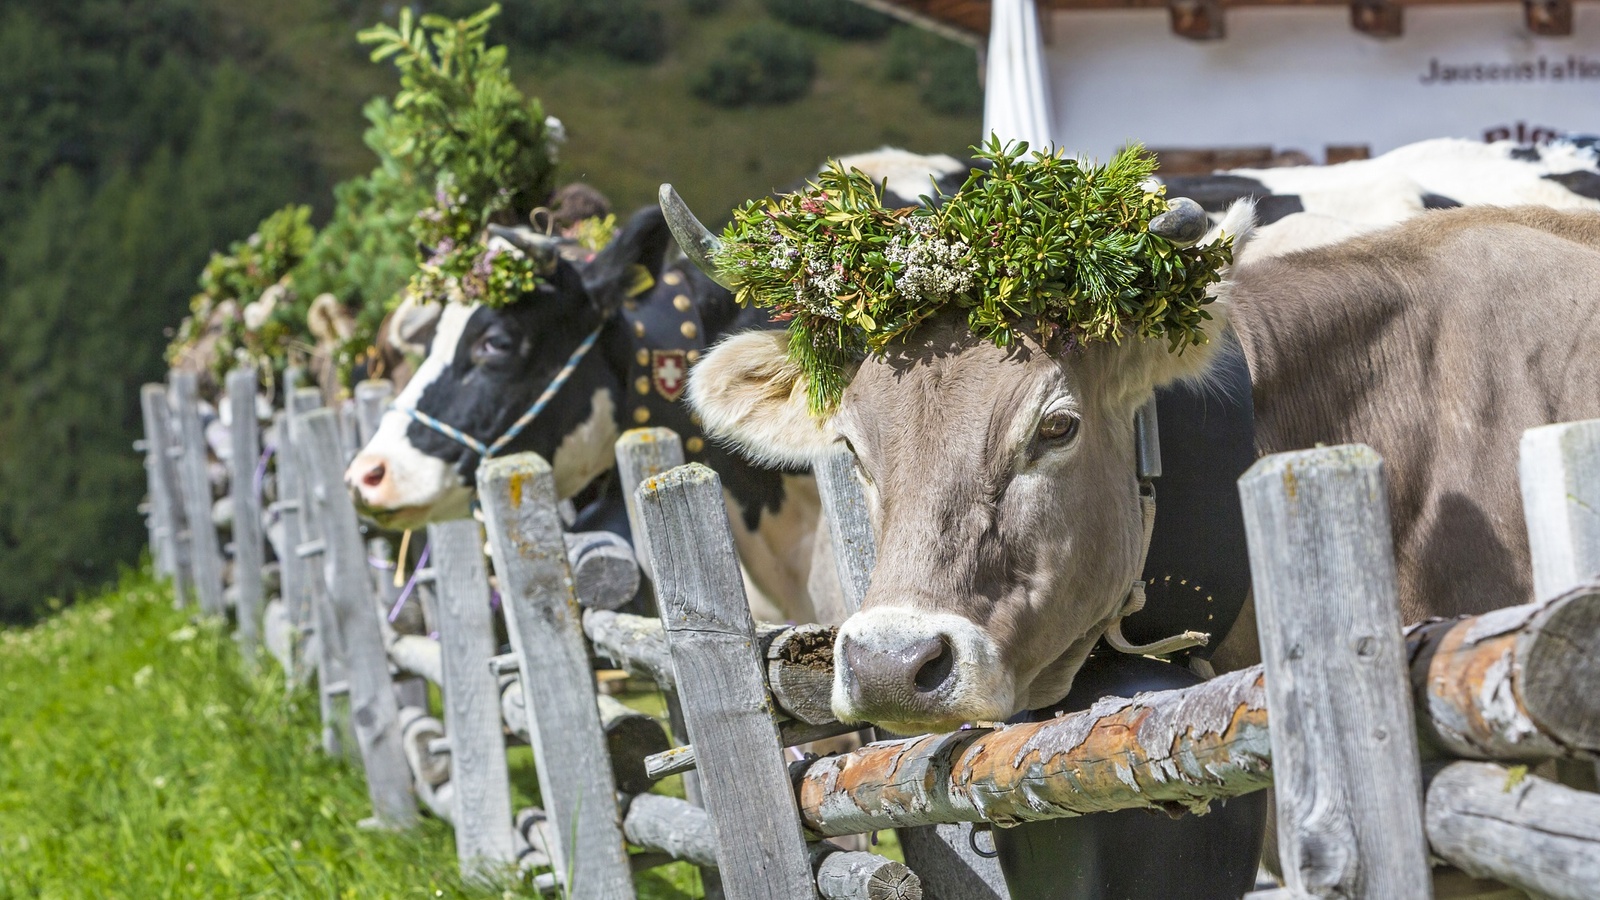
[582,205,673,313]
[387,293,443,356]
[1094,198,1255,408]
[687,330,839,468]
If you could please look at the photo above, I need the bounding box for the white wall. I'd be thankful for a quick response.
[1041,4,1600,161]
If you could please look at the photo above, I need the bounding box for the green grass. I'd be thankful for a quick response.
[210,0,981,219]
[0,570,702,898]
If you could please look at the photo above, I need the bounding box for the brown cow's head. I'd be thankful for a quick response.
[674,188,1255,733]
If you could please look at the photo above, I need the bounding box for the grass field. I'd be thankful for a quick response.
[212,0,982,219]
[0,570,706,898]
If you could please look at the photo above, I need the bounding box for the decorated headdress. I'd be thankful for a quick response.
[661,136,1230,414]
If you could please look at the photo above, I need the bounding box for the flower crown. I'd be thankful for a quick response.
[709,137,1233,413]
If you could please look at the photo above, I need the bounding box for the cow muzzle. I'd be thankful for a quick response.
[831,607,1013,732]
[343,415,474,528]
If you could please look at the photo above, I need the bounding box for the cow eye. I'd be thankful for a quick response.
[471,329,515,364]
[1038,409,1080,444]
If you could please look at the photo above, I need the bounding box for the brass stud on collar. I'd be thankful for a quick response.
[686,349,700,363]
[635,376,651,395]
[673,294,692,312]
[680,321,698,339]
[686,436,704,454]
[633,407,650,424]
[664,271,683,286]
[636,349,650,366]
[634,321,646,338]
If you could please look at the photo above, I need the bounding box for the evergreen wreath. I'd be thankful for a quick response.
[713,136,1234,413]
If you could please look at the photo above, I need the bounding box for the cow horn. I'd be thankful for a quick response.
[659,184,735,290]
[485,224,562,263]
[1148,197,1210,247]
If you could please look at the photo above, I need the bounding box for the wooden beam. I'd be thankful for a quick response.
[478,453,634,899]
[428,518,517,880]
[1351,0,1403,35]
[638,463,818,900]
[140,384,191,605]
[300,409,418,828]
[226,368,265,663]
[1427,761,1600,898]
[168,370,227,617]
[1524,0,1573,34]
[1240,445,1432,899]
[1169,0,1225,38]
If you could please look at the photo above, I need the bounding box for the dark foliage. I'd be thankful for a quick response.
[692,24,815,108]
[762,0,893,39]
[883,26,982,115]
[482,0,667,63]
[683,0,727,15]
[0,1,317,623]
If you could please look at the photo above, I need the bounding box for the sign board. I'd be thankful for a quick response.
[1042,4,1598,161]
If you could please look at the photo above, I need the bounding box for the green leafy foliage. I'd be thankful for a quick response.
[692,24,816,108]
[362,4,561,314]
[763,0,893,39]
[715,136,1235,412]
[359,4,557,225]
[165,204,315,394]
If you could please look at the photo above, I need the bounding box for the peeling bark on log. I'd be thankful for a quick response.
[1409,582,1600,761]
[790,583,1600,838]
[1426,761,1600,900]
[812,841,924,900]
[797,666,1273,836]
[583,609,675,686]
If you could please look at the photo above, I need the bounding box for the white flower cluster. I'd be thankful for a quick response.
[882,220,973,305]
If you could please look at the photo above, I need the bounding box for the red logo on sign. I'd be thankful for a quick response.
[652,350,689,402]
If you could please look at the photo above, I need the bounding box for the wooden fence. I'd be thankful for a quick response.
[138,366,1600,900]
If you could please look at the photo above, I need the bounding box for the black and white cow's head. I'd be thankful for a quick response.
[345,208,672,529]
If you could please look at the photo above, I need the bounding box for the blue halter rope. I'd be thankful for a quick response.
[397,322,606,464]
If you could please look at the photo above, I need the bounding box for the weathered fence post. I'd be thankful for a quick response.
[287,387,347,753]
[1520,419,1600,601]
[300,408,417,828]
[638,463,817,900]
[478,453,634,899]
[168,370,227,617]
[140,384,191,605]
[138,390,174,578]
[426,518,517,880]
[1239,444,1433,900]
[814,446,1010,900]
[615,429,724,898]
[353,379,428,710]
[226,368,265,661]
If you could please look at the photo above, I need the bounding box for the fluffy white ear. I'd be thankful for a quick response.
[687,330,838,468]
[1207,198,1257,261]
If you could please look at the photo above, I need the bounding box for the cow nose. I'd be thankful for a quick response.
[839,632,959,713]
[345,452,391,500]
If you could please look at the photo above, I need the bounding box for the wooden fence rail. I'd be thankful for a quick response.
[138,367,1600,900]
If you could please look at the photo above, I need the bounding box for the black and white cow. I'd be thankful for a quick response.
[345,207,825,622]
[1162,137,1600,261]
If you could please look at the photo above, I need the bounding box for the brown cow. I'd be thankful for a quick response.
[684,204,1600,734]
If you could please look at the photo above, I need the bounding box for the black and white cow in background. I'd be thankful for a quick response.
[1162,136,1600,261]
[345,207,830,623]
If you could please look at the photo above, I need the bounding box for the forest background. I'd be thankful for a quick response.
[0,0,980,623]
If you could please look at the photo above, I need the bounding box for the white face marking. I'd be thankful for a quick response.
[345,303,478,526]
[831,606,1014,733]
[550,389,619,500]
